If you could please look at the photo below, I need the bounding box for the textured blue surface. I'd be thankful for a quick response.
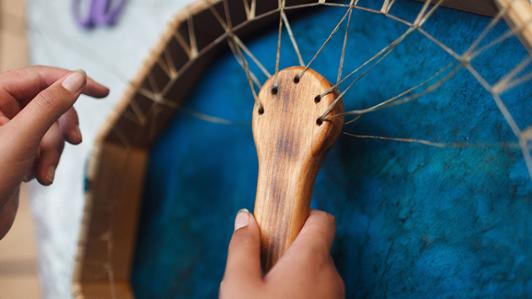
[132,2,532,298]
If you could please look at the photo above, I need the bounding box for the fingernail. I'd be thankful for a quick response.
[47,166,56,184]
[62,70,87,93]
[234,208,250,231]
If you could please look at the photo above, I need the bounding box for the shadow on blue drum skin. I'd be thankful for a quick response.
[132,2,532,298]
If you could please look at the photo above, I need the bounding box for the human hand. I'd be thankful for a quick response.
[0,66,109,239]
[220,209,345,299]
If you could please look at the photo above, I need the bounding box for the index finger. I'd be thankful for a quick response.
[267,210,336,277]
[0,65,109,104]
[266,210,336,280]
[289,210,336,253]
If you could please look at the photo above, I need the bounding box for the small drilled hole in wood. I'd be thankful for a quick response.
[271,86,278,95]
[316,118,323,126]
[258,106,265,115]
[293,76,300,83]
[314,95,321,103]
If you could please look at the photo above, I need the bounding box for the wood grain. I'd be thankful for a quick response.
[495,0,532,53]
[74,143,147,299]
[253,66,343,270]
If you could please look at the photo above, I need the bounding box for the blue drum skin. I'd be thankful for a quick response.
[132,2,532,298]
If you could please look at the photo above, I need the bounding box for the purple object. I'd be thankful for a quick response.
[73,0,127,29]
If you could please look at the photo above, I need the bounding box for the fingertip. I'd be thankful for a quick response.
[96,85,110,97]
[234,208,253,231]
[229,208,259,249]
[229,209,259,244]
[66,126,82,145]
[36,165,55,186]
[35,125,63,186]
[62,70,87,94]
[46,165,56,185]
[291,210,337,252]
[58,108,82,145]
[85,77,110,98]
[308,210,336,229]
[225,208,262,282]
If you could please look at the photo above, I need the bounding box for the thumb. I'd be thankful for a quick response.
[223,209,262,284]
[10,70,87,145]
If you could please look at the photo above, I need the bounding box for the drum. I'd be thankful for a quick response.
[74,1,532,298]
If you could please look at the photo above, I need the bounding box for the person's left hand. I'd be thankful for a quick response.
[0,66,109,239]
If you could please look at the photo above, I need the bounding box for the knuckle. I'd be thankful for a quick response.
[35,87,73,114]
[35,89,57,111]
[299,241,329,264]
[313,241,329,257]
[313,210,336,226]
[325,212,336,225]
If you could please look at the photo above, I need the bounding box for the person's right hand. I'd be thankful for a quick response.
[220,209,345,299]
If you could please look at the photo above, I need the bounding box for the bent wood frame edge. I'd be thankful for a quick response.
[73,1,222,297]
[72,0,531,298]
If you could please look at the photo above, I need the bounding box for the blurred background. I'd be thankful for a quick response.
[0,1,193,298]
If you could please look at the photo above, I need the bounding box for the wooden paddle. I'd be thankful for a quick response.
[253,66,344,271]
